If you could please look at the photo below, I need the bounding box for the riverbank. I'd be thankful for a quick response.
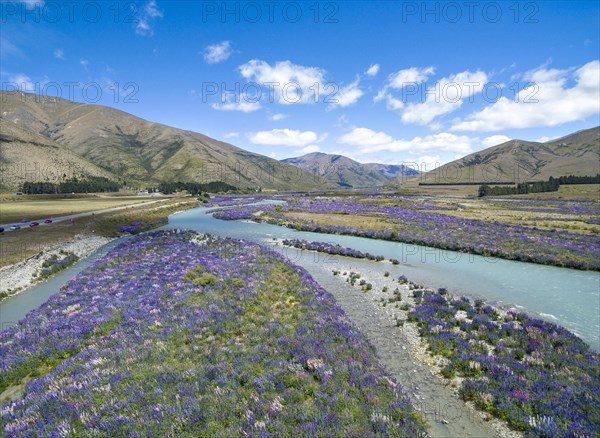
[212,194,600,270]
[0,233,114,302]
[264,239,516,437]
[0,231,427,435]
[272,239,598,437]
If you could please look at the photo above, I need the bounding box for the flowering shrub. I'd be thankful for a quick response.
[217,196,600,270]
[407,289,600,437]
[282,239,384,261]
[0,231,426,436]
[212,204,275,221]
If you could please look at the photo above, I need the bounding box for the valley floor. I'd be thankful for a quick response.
[211,193,600,270]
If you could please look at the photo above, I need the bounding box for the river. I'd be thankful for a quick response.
[1,202,599,350]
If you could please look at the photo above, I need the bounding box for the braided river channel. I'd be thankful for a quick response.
[2,201,599,351]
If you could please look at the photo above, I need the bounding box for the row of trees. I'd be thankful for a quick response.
[157,181,238,195]
[477,175,593,197]
[479,178,560,197]
[21,177,121,194]
[556,174,600,185]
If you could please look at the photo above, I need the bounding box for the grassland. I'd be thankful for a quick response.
[399,180,600,201]
[213,193,600,269]
[0,194,171,224]
[0,197,198,268]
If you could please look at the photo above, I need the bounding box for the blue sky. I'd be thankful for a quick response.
[1,0,599,169]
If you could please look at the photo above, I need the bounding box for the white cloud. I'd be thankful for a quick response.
[452,60,600,131]
[211,101,261,113]
[415,154,444,170]
[203,41,232,64]
[239,59,326,105]
[269,113,288,121]
[534,136,560,143]
[402,70,488,125]
[375,66,435,103]
[135,0,163,36]
[338,127,474,155]
[389,66,435,89]
[80,59,89,68]
[365,64,380,77]
[223,132,239,139]
[385,95,405,110]
[338,127,395,147]
[329,78,363,109]
[247,129,320,147]
[482,135,511,148]
[53,49,65,60]
[7,74,36,92]
[299,145,320,154]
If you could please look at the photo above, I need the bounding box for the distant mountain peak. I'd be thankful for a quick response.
[281,152,419,189]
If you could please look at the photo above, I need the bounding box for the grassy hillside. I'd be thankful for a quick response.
[0,91,334,191]
[410,127,599,186]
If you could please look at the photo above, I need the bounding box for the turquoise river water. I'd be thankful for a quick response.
[1,202,598,350]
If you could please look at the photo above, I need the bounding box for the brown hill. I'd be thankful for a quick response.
[0,91,333,191]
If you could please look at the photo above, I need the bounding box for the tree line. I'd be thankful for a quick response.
[556,174,600,185]
[478,174,598,197]
[157,181,238,195]
[21,177,121,194]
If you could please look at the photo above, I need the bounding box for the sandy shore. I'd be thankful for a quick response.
[269,239,522,438]
[0,234,114,300]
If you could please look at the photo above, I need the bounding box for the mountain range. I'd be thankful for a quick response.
[1,91,598,192]
[415,127,600,185]
[281,152,419,188]
[0,91,331,191]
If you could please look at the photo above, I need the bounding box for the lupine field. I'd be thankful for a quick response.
[286,238,600,437]
[406,288,600,437]
[0,230,427,436]
[281,239,385,262]
[211,195,600,270]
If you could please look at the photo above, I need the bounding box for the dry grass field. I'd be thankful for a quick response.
[0,194,169,224]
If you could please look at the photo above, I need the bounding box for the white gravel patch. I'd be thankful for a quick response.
[0,234,114,300]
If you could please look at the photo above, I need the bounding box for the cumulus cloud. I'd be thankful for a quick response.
[53,49,65,60]
[239,59,325,105]
[299,145,320,154]
[482,134,511,148]
[211,101,261,113]
[269,113,288,121]
[329,78,363,109]
[135,0,163,36]
[401,70,488,125]
[534,136,559,143]
[375,66,435,104]
[337,127,475,155]
[223,132,239,139]
[415,154,444,169]
[388,66,435,89]
[451,60,600,131]
[6,74,37,92]
[365,64,380,77]
[247,129,321,147]
[236,59,364,109]
[203,41,232,64]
